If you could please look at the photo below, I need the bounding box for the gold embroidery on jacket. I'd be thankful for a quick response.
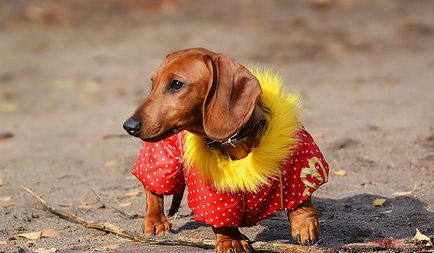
[301,157,328,196]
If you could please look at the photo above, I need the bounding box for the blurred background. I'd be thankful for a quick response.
[0,0,433,252]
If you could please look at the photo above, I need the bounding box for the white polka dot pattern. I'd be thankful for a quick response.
[131,129,329,227]
[132,133,185,195]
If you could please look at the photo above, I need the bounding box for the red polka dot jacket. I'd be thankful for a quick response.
[132,129,329,227]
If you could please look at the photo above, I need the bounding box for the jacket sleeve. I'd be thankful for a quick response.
[131,134,185,195]
[288,129,329,200]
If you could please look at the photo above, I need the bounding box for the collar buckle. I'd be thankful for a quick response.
[205,120,266,149]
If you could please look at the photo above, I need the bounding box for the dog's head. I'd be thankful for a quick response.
[123,48,262,142]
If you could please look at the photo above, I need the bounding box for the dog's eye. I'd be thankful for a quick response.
[169,80,184,91]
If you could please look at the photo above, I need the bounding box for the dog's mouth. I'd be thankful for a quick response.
[140,127,181,142]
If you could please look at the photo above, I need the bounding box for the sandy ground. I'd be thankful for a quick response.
[0,1,433,252]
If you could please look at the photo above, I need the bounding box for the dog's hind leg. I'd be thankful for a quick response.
[167,186,185,217]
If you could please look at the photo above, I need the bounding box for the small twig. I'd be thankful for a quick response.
[102,134,130,140]
[110,205,144,219]
[90,188,102,204]
[21,185,326,253]
[90,188,105,209]
[21,185,144,241]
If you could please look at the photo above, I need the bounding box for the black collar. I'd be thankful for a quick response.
[205,120,266,149]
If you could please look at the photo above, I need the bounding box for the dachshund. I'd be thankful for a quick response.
[123,48,325,253]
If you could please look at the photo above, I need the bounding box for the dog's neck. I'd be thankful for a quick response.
[217,105,266,160]
[187,104,267,160]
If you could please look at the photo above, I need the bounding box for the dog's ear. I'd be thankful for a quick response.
[202,55,262,141]
[164,50,178,59]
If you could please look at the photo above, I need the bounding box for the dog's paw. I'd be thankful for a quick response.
[290,215,319,245]
[288,202,319,245]
[142,213,172,236]
[215,237,252,253]
[213,227,253,253]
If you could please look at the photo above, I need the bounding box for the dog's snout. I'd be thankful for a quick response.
[123,118,142,136]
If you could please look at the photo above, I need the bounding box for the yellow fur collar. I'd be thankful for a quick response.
[184,68,301,193]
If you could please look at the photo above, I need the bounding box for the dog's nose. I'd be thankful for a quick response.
[123,118,142,136]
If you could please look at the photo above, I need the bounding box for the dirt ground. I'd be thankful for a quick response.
[1,1,433,252]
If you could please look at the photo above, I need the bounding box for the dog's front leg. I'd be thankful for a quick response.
[288,198,319,245]
[212,226,252,253]
[142,189,172,236]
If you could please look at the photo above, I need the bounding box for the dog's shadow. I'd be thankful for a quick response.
[172,194,433,249]
[173,218,204,232]
[255,194,434,248]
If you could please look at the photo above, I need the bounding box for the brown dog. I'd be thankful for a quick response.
[124,48,321,252]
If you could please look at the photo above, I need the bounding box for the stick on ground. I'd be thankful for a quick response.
[341,238,433,252]
[21,185,326,253]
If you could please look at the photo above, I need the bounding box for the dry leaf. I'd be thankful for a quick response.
[392,191,412,196]
[1,201,14,208]
[414,228,431,242]
[17,231,42,240]
[77,201,101,209]
[77,203,92,209]
[0,196,11,202]
[103,223,124,232]
[0,91,12,99]
[94,244,120,251]
[81,80,100,93]
[381,209,393,214]
[0,132,14,141]
[41,228,58,238]
[54,79,74,89]
[104,159,118,168]
[0,196,14,208]
[77,204,91,209]
[372,198,386,207]
[326,43,346,57]
[0,103,17,112]
[311,0,332,9]
[33,247,57,253]
[334,169,347,177]
[119,202,132,207]
[123,189,142,197]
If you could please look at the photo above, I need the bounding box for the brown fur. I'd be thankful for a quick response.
[125,48,319,252]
